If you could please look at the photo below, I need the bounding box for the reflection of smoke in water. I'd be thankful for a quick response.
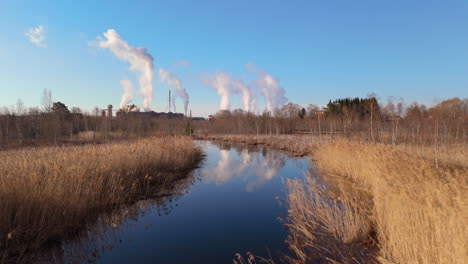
[247,151,286,192]
[209,150,235,184]
[207,147,286,192]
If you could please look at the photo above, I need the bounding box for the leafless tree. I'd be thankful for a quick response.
[41,89,53,113]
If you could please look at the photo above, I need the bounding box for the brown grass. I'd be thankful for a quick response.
[75,131,125,140]
[285,176,376,264]
[287,139,467,264]
[0,136,202,262]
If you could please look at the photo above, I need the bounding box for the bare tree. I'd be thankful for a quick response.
[15,99,25,115]
[367,93,379,141]
[41,89,53,113]
[306,104,320,116]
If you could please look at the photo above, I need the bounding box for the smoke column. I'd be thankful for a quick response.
[172,94,177,112]
[246,63,287,112]
[159,68,189,115]
[234,79,255,112]
[202,71,234,110]
[119,80,134,108]
[94,29,154,111]
[202,71,256,112]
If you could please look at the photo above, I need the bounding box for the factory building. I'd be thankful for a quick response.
[116,104,185,119]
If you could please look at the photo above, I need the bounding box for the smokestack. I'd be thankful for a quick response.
[107,104,113,118]
[169,89,171,113]
[159,68,189,115]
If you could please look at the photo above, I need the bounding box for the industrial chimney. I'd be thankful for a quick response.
[168,90,171,113]
[107,104,113,118]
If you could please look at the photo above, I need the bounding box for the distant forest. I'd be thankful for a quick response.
[0,89,466,149]
[198,96,467,145]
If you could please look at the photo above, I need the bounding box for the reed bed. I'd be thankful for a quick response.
[286,139,467,264]
[0,136,202,262]
[285,175,376,264]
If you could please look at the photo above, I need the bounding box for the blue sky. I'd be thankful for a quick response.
[1,0,467,116]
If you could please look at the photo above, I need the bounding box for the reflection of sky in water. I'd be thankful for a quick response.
[203,144,294,192]
[57,141,311,264]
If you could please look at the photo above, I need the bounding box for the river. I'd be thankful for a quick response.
[55,140,312,263]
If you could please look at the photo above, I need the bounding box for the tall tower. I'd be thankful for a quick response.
[107,104,113,118]
[168,90,171,113]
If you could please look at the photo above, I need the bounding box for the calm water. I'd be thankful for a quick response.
[60,141,312,263]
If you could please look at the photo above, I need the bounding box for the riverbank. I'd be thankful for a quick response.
[0,136,203,263]
[199,134,468,264]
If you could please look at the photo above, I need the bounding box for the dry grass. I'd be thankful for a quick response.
[0,136,202,263]
[285,176,376,264]
[75,131,124,140]
[295,140,468,264]
[233,251,276,264]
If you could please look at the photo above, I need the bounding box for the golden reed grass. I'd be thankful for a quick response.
[0,136,202,262]
[285,175,375,264]
[287,140,467,264]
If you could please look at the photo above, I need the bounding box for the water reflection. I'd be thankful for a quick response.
[204,142,289,192]
[36,170,199,264]
[249,151,286,192]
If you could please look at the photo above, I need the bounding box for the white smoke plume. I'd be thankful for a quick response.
[202,71,256,112]
[159,68,189,115]
[234,78,256,112]
[246,63,287,112]
[119,80,134,108]
[202,71,233,110]
[93,29,154,111]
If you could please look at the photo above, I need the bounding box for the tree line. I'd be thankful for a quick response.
[195,96,468,145]
[1,91,466,148]
[0,90,190,149]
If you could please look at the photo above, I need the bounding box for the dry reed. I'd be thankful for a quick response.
[299,140,468,264]
[285,175,376,264]
[0,136,202,262]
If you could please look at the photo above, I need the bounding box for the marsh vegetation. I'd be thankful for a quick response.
[0,137,202,263]
[282,140,466,264]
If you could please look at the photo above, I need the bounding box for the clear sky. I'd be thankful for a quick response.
[1,0,467,117]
